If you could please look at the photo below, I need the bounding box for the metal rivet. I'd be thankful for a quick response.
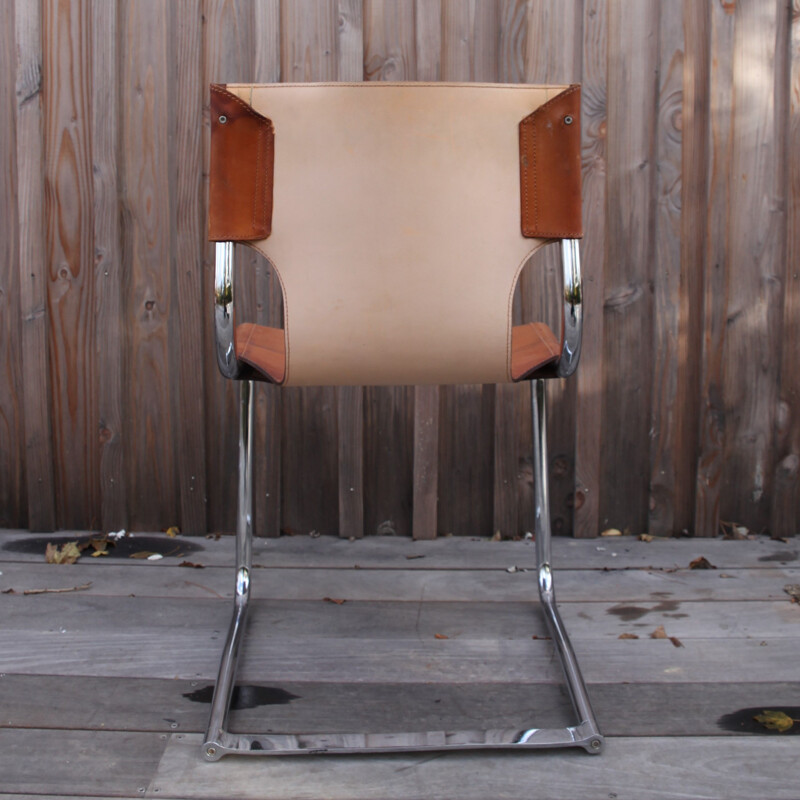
[591,739,602,749]
[218,115,227,124]
[564,115,574,125]
[206,746,216,757]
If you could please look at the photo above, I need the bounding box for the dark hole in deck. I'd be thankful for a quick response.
[184,684,300,709]
[2,534,203,559]
[758,551,798,563]
[717,707,800,735]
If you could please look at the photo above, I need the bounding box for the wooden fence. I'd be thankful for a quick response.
[1,0,798,539]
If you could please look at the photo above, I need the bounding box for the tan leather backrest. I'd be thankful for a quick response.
[210,83,581,387]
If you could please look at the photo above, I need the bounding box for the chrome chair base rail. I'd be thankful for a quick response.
[202,378,604,761]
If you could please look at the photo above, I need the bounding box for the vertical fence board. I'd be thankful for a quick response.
[169,0,207,535]
[648,2,684,536]
[600,0,659,535]
[279,0,340,536]
[437,0,498,538]
[92,0,126,533]
[521,0,583,538]
[203,0,256,534]
[773,0,800,538]
[573,0,607,539]
[253,0,283,537]
[43,0,98,530]
[694,0,735,538]
[361,0,415,539]
[120,0,176,529]
[673,0,709,536]
[721,0,785,532]
[15,0,57,532]
[0,1,25,528]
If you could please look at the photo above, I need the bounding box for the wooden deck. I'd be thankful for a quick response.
[0,530,798,799]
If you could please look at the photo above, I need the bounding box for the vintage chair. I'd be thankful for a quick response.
[204,82,603,759]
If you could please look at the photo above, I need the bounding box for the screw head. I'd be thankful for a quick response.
[206,746,216,757]
[591,738,602,749]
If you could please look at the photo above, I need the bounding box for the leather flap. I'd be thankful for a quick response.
[209,84,274,242]
[519,85,582,239]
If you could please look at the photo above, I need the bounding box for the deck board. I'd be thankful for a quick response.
[1,531,797,798]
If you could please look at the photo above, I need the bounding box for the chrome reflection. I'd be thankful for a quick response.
[214,241,245,380]
[556,238,583,378]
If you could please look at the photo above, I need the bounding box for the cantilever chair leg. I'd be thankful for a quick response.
[202,379,604,760]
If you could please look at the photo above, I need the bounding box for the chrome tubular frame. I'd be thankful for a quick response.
[556,238,582,378]
[202,239,602,760]
[214,240,245,380]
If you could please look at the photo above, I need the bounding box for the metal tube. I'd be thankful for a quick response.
[556,238,583,378]
[532,379,603,752]
[203,379,255,760]
[214,241,245,380]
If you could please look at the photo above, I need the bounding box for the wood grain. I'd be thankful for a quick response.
[169,0,207,536]
[0,3,25,528]
[14,0,57,532]
[412,385,439,539]
[648,2,684,537]
[600,0,659,535]
[721,0,786,533]
[92,0,127,534]
[694,1,735,538]
[43,0,98,530]
[573,0,607,538]
[773,0,800,538]
[120,0,176,530]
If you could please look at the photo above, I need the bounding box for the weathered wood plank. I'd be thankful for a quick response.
[92,0,127,534]
[573,0,607,539]
[412,385,439,539]
[14,0,57,532]
[169,0,207,536]
[649,2,684,536]
[0,560,796,603]
[120,0,176,529]
[721,0,786,532]
[0,1,25,529]
[4,674,796,739]
[694,1,735,538]
[2,528,798,570]
[43,0,98,530]
[415,0,441,81]
[773,0,800,538]
[675,0,710,535]
[600,0,659,535]
[2,628,798,684]
[337,386,364,538]
[0,728,166,797]
[151,734,800,800]
[4,593,796,642]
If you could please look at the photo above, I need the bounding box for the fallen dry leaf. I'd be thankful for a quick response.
[601,528,622,537]
[689,556,716,570]
[405,554,425,560]
[783,584,800,603]
[491,531,502,542]
[45,541,81,565]
[166,526,180,538]
[323,597,346,605]
[130,551,157,559]
[650,625,668,639]
[434,633,449,640]
[2,588,15,594]
[669,636,684,648]
[179,561,205,569]
[753,710,797,733]
[618,633,639,640]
